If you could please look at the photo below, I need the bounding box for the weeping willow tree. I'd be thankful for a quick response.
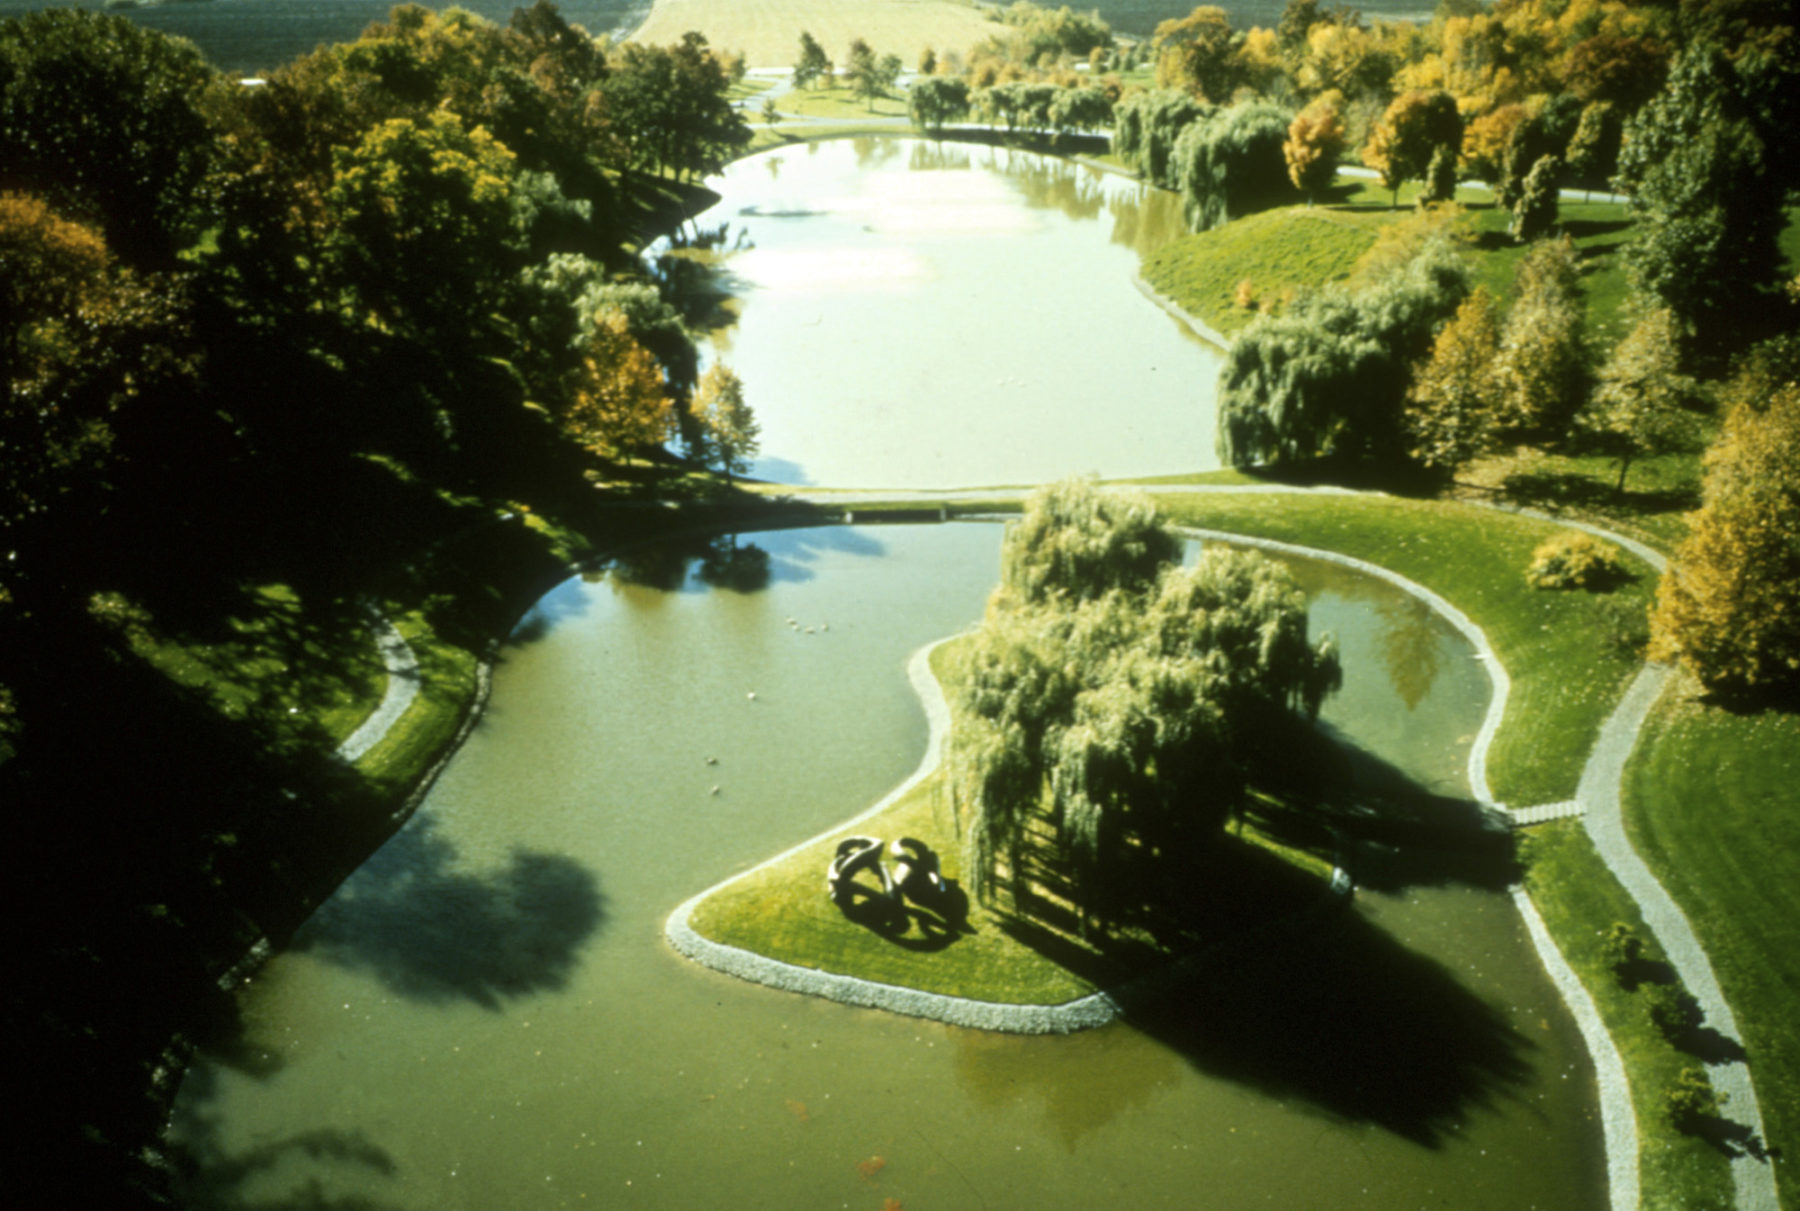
[950,480,1341,934]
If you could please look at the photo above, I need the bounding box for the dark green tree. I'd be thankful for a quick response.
[1172,100,1296,231]
[1511,153,1561,241]
[1362,90,1462,209]
[1218,238,1469,467]
[0,10,218,267]
[908,76,972,135]
[794,30,832,89]
[1616,44,1785,349]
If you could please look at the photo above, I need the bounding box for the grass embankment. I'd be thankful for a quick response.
[1140,205,1380,338]
[1521,821,1737,1211]
[630,0,1001,68]
[1625,692,1800,1208]
[690,636,1334,1005]
[1142,174,1636,345]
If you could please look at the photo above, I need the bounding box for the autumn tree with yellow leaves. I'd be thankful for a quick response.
[1650,359,1800,698]
[1403,285,1501,475]
[1284,93,1345,202]
[1578,306,1701,493]
[562,309,672,457]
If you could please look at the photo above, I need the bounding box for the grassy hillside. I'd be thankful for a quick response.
[630,0,1002,66]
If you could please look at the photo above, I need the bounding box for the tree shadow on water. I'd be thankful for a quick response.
[292,817,603,1009]
[1115,904,1537,1149]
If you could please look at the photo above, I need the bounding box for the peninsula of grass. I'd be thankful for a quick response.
[776,82,910,121]
[1520,820,1736,1211]
[685,637,1336,1007]
[1625,691,1800,1206]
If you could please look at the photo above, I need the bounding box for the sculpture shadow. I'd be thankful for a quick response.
[293,816,604,1010]
[1113,901,1537,1149]
[833,878,974,952]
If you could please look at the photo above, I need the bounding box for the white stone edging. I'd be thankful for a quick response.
[664,636,1123,1033]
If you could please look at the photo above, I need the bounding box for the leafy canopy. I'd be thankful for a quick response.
[951,481,1340,931]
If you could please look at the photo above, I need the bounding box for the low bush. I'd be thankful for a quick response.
[1526,531,1629,590]
[1645,980,1704,1042]
[1602,921,1645,984]
[1666,1066,1726,1132]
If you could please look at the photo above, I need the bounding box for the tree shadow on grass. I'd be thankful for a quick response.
[292,816,603,1010]
[1498,467,1699,519]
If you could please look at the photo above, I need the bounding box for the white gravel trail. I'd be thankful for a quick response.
[335,605,420,763]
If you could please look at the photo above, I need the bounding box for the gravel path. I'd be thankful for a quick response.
[335,605,419,763]
[1580,663,1780,1211]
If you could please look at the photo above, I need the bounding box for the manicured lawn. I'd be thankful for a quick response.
[1459,447,1709,553]
[123,584,387,753]
[690,637,1335,1005]
[1140,171,1638,346]
[775,81,909,120]
[1520,821,1736,1211]
[1140,205,1379,338]
[1625,688,1800,1209]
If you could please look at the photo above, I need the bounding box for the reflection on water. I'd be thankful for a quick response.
[167,524,1604,1210]
[685,139,1222,488]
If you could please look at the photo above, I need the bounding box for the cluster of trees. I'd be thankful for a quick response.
[950,480,1340,935]
[1219,224,1472,466]
[2,6,769,1198]
[1649,342,1800,700]
[1,2,759,618]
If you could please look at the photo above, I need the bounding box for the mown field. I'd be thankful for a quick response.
[630,0,1003,66]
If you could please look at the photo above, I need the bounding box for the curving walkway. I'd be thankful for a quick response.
[335,604,420,764]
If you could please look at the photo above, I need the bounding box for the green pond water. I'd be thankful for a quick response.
[168,522,1606,1210]
[679,139,1218,488]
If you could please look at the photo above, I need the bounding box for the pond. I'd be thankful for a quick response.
[679,139,1220,488]
[168,521,1606,1210]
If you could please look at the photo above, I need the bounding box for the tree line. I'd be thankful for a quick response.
[2,5,764,1201]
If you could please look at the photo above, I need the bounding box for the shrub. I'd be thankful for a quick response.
[1601,921,1644,984]
[1666,1066,1726,1132]
[1644,980,1703,1042]
[1526,532,1628,591]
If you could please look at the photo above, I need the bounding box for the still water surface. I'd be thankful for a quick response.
[684,139,1220,488]
[169,523,1605,1210]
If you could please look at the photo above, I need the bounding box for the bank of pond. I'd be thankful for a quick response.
[168,520,1605,1209]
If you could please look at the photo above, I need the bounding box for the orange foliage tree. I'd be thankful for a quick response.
[562,309,672,456]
